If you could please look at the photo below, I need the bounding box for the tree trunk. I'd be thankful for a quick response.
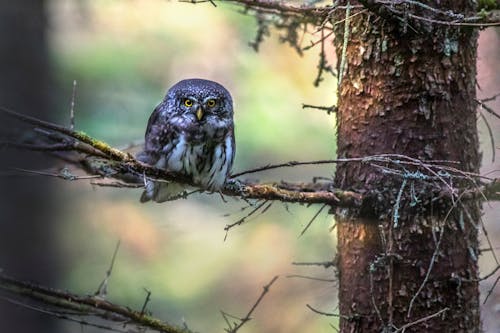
[333,1,481,332]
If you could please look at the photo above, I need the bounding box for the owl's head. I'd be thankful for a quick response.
[165,79,233,122]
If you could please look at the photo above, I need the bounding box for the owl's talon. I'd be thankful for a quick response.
[225,179,245,194]
[218,191,227,203]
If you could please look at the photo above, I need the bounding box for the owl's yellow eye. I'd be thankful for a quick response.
[184,99,193,107]
[207,99,216,108]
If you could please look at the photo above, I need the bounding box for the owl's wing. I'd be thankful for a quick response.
[136,104,165,165]
[228,125,236,170]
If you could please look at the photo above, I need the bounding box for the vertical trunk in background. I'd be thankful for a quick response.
[0,1,59,332]
[333,1,480,332]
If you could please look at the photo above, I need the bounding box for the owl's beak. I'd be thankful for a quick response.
[195,107,204,121]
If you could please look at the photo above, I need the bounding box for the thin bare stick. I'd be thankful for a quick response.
[1,139,109,158]
[140,288,152,316]
[224,200,269,240]
[292,260,336,269]
[479,110,496,162]
[179,0,216,7]
[306,304,350,319]
[337,1,351,88]
[302,103,337,114]
[286,274,335,282]
[224,275,279,333]
[69,80,77,130]
[481,265,500,281]
[1,142,73,152]
[476,98,500,120]
[230,159,353,178]
[0,106,131,161]
[397,307,449,332]
[369,262,385,325]
[407,228,444,317]
[481,92,500,103]
[12,167,102,181]
[95,240,121,297]
[483,274,500,305]
[299,204,327,236]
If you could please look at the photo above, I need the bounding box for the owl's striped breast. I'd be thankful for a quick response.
[159,133,233,191]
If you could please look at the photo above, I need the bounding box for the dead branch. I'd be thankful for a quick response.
[95,240,121,298]
[302,103,338,114]
[292,260,336,269]
[189,0,500,28]
[0,271,191,333]
[306,303,349,319]
[286,274,335,282]
[395,307,449,332]
[0,106,361,208]
[299,203,328,236]
[358,0,500,28]
[222,275,279,333]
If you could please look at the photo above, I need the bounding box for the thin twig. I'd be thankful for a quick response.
[369,261,385,326]
[479,110,496,162]
[481,264,500,281]
[224,200,269,240]
[476,98,500,120]
[292,261,336,269]
[224,276,279,333]
[481,92,500,103]
[95,240,121,298]
[140,288,152,316]
[406,196,461,317]
[0,106,131,161]
[69,80,77,130]
[397,307,449,332]
[393,178,408,227]
[299,204,327,236]
[12,167,102,181]
[337,1,350,88]
[484,274,500,305]
[286,274,335,282]
[306,304,349,319]
[302,103,337,114]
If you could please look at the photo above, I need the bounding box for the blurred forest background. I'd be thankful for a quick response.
[0,1,499,332]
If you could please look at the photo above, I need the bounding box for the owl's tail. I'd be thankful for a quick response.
[140,180,187,203]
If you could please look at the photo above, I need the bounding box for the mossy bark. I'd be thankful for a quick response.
[333,1,481,332]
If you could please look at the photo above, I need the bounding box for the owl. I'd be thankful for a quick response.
[137,79,235,203]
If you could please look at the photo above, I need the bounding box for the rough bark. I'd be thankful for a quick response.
[333,1,481,332]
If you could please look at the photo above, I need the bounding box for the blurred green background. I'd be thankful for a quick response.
[48,1,340,332]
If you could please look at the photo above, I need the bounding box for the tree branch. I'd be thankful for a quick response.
[0,107,362,208]
[1,108,498,208]
[0,272,191,333]
[199,0,500,27]
[357,0,500,28]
